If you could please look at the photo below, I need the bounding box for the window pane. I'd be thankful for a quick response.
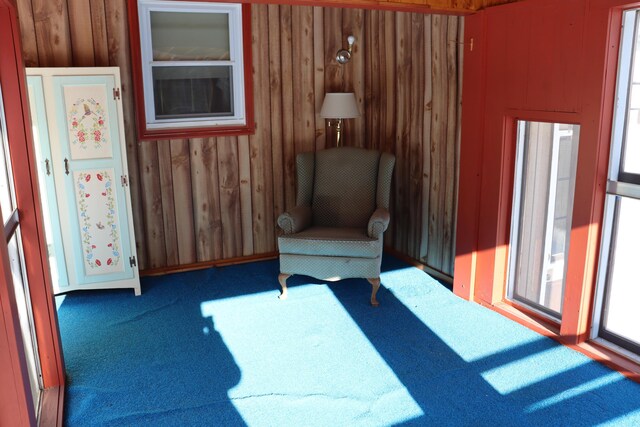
[0,132,12,222]
[1,96,14,223]
[634,18,640,81]
[621,108,640,174]
[151,11,230,61]
[509,122,580,317]
[8,231,42,413]
[153,66,233,120]
[621,15,640,175]
[600,196,640,348]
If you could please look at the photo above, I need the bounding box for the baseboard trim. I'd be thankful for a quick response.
[140,252,279,277]
[383,247,453,285]
[140,249,452,286]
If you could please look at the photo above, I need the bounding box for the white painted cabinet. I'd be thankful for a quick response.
[27,67,141,295]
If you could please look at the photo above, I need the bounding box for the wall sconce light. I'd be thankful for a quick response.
[336,35,356,64]
[320,92,361,147]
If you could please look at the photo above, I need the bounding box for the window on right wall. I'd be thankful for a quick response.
[507,120,580,321]
[592,9,640,359]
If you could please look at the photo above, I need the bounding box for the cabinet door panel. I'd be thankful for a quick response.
[26,76,69,293]
[72,168,125,276]
[52,75,136,287]
[63,84,114,161]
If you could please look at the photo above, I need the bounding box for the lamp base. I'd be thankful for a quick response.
[327,118,344,147]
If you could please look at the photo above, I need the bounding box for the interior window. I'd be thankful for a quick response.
[507,121,580,319]
[133,1,252,138]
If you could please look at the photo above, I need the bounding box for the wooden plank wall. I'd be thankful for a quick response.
[17,1,463,276]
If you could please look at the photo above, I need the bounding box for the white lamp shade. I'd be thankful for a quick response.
[319,92,361,119]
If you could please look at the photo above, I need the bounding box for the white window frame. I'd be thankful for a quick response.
[137,0,246,130]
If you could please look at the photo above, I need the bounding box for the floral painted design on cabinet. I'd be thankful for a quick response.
[68,98,106,147]
[75,169,123,275]
[64,84,113,160]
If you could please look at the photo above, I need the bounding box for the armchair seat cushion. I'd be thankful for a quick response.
[278,227,381,258]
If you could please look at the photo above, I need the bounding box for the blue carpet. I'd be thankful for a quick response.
[57,256,640,426]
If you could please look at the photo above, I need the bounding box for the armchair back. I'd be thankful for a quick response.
[295,147,395,228]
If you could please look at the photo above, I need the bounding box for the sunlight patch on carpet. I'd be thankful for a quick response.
[200,285,424,426]
[480,346,589,395]
[525,372,624,413]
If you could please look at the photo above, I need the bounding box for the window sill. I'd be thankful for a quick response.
[137,122,256,141]
[478,300,640,383]
[39,386,64,427]
[578,339,640,382]
[479,300,561,337]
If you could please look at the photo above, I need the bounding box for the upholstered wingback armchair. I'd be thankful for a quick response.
[276,147,395,306]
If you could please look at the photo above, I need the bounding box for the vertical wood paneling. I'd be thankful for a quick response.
[443,16,460,272]
[190,138,223,262]
[104,0,148,269]
[268,5,285,230]
[342,9,365,148]
[89,0,109,66]
[279,6,296,210]
[238,135,254,256]
[452,17,465,274]
[18,2,463,276]
[364,10,381,151]
[139,141,166,268]
[409,13,425,259]
[157,140,178,266]
[313,7,327,152]
[427,15,447,271]
[393,12,411,253]
[324,8,344,93]
[382,11,397,246]
[16,0,38,66]
[170,139,196,264]
[250,5,275,253]
[67,0,95,66]
[31,0,72,66]
[217,138,243,259]
[420,14,433,262]
[292,6,316,154]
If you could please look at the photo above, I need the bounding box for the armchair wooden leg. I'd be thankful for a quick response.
[367,278,381,307]
[278,273,291,300]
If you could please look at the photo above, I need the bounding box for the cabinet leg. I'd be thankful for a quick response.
[278,273,290,300]
[367,278,381,307]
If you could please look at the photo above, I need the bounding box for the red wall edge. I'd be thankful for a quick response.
[454,0,640,345]
[0,0,65,425]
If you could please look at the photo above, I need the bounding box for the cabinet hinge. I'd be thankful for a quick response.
[113,87,121,100]
[121,175,128,187]
[129,256,137,268]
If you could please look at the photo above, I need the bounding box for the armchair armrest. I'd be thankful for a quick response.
[277,205,312,235]
[368,208,390,239]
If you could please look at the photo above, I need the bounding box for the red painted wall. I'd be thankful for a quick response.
[0,0,65,425]
[454,0,640,344]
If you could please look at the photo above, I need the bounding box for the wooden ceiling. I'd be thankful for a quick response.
[247,0,521,15]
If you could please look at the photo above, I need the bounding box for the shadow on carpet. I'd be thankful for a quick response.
[57,256,640,426]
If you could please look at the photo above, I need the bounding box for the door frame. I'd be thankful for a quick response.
[0,0,65,425]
